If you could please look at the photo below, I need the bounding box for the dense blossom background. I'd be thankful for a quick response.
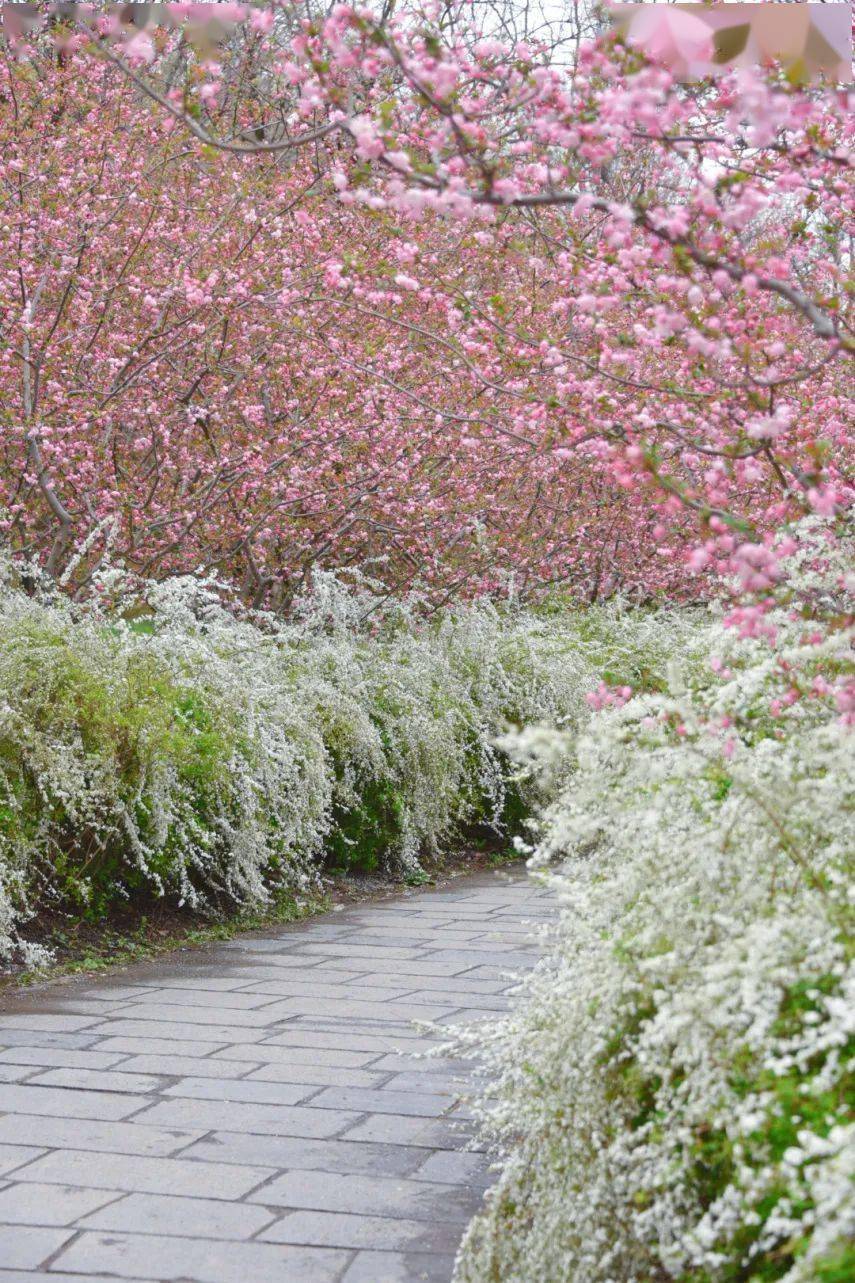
[2,2,851,609]
[0,4,851,1280]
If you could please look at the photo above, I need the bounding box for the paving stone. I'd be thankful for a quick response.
[288,1020,445,1044]
[343,1248,457,1280]
[212,1042,376,1068]
[0,1031,98,1050]
[0,1046,126,1071]
[219,938,315,953]
[77,1191,276,1239]
[361,974,506,996]
[71,985,155,1001]
[0,1013,98,1034]
[135,1097,360,1139]
[311,958,466,978]
[162,1076,316,1106]
[130,988,278,1010]
[230,925,353,944]
[333,932,457,948]
[413,1150,492,1187]
[27,1068,166,1094]
[0,1146,46,1178]
[247,1169,483,1223]
[369,1054,470,1074]
[307,1087,455,1118]
[405,990,510,1011]
[91,1034,229,1058]
[420,949,538,969]
[326,939,451,949]
[0,1226,75,1270]
[177,1132,424,1177]
[489,913,553,924]
[0,1115,202,1158]
[257,965,370,980]
[396,891,492,903]
[210,965,367,984]
[51,1230,349,1283]
[0,1011,98,1031]
[0,1064,33,1082]
[342,1115,480,1150]
[290,943,429,961]
[405,893,485,906]
[114,1054,261,1080]
[377,1072,468,1096]
[248,1063,386,1089]
[218,946,322,965]
[456,964,516,981]
[0,1180,117,1225]
[129,976,258,992]
[344,918,451,928]
[260,1209,462,1253]
[0,1273,153,1283]
[82,1019,270,1043]
[427,938,536,954]
[260,1030,441,1055]
[479,930,541,943]
[391,908,490,920]
[239,981,415,1002]
[309,970,433,989]
[151,960,314,977]
[42,998,128,1017]
[258,997,458,1024]
[13,1150,271,1198]
[0,1082,144,1121]
[103,1002,281,1029]
[290,922,363,939]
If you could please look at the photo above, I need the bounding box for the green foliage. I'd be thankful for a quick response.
[327,777,407,873]
[0,616,238,926]
[811,1244,855,1283]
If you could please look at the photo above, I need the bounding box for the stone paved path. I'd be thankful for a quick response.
[0,868,553,1282]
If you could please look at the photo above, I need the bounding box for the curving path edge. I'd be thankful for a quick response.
[0,868,553,1283]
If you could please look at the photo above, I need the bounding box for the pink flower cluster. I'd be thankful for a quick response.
[585,682,633,712]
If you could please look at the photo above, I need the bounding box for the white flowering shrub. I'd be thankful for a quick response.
[0,557,689,962]
[455,522,854,1283]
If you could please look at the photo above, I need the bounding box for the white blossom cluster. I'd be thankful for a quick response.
[454,524,854,1283]
[0,560,687,963]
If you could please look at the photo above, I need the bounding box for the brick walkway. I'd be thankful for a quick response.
[0,868,552,1282]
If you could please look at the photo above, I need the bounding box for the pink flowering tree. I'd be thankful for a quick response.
[1,2,851,624]
[0,5,655,603]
